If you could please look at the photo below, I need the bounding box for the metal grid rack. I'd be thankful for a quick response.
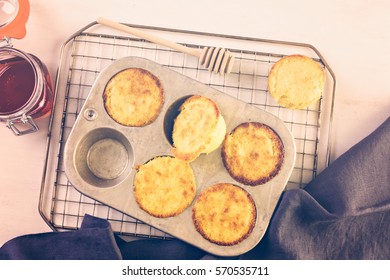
[39,22,335,239]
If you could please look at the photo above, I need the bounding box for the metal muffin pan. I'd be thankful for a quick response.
[63,56,296,256]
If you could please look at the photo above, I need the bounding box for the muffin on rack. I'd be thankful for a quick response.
[192,183,256,246]
[268,54,325,110]
[221,122,284,186]
[103,68,164,126]
[134,156,196,218]
[171,95,226,162]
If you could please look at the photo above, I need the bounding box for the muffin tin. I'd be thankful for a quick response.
[63,56,296,256]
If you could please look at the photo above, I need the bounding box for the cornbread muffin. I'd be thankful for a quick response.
[192,183,256,245]
[103,68,164,126]
[222,122,284,186]
[172,95,226,162]
[133,156,196,218]
[268,54,325,110]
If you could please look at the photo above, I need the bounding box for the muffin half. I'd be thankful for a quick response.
[268,54,325,110]
[172,95,226,162]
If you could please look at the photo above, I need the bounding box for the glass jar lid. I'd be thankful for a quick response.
[0,0,19,28]
[0,0,29,40]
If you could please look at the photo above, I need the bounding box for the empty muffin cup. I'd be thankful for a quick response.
[74,127,134,188]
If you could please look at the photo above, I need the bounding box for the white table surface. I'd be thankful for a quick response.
[0,0,389,247]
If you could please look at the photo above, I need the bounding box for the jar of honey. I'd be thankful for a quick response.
[0,0,54,135]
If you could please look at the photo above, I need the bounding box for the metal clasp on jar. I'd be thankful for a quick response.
[0,36,13,47]
[6,114,39,136]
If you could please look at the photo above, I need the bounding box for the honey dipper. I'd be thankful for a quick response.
[97,17,235,74]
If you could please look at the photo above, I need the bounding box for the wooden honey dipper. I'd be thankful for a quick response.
[97,17,235,74]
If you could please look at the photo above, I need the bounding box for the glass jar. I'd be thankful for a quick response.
[0,46,54,135]
[0,0,54,135]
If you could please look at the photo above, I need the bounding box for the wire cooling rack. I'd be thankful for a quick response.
[39,22,336,239]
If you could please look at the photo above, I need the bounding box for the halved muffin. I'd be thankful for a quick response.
[171,95,226,162]
[192,183,256,245]
[133,156,196,218]
[103,68,164,126]
[268,54,325,110]
[221,122,284,186]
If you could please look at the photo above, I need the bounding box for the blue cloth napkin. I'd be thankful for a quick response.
[0,214,122,260]
[1,116,389,260]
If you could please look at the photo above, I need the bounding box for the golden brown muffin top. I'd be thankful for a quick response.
[192,183,256,246]
[103,68,164,126]
[134,156,196,218]
[222,122,284,186]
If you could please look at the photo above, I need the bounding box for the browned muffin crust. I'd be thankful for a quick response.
[134,156,196,218]
[221,122,284,186]
[103,68,164,127]
[192,183,256,246]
